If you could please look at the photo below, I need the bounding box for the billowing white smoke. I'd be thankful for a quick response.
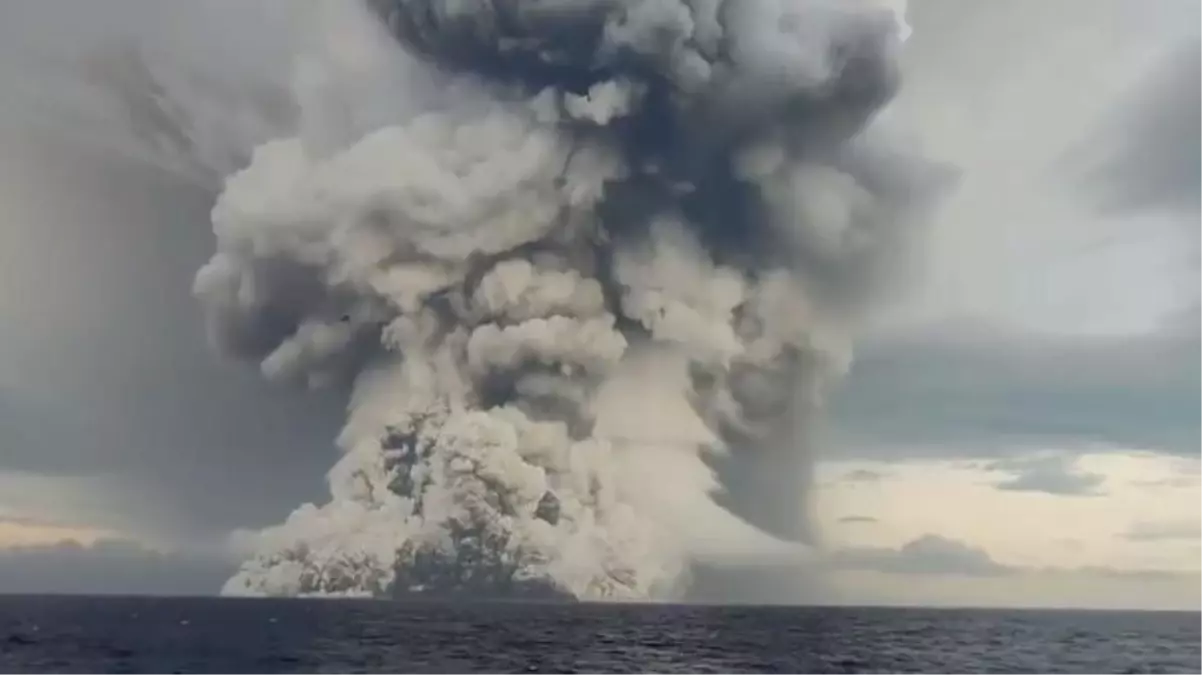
[196,0,946,600]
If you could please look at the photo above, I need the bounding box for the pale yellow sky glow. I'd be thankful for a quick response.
[0,519,111,549]
[812,452,1201,609]
[818,453,1200,572]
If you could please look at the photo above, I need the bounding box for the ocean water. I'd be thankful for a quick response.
[0,596,1197,673]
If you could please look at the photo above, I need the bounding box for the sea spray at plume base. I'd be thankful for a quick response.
[197,0,950,600]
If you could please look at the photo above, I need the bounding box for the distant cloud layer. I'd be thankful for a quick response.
[833,535,1011,577]
[987,454,1106,497]
[832,321,1200,458]
[0,539,233,595]
[1121,520,1201,543]
[832,533,1199,584]
[841,470,889,483]
[837,516,879,525]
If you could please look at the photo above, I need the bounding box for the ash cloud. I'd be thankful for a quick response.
[196,0,948,600]
[1080,38,1201,218]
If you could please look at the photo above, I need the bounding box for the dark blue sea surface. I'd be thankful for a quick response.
[0,596,1197,673]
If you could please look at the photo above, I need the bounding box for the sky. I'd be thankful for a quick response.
[0,0,1198,609]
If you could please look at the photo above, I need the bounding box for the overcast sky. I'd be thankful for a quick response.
[0,0,1197,609]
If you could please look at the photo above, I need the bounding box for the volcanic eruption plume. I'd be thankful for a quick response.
[197,0,948,599]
